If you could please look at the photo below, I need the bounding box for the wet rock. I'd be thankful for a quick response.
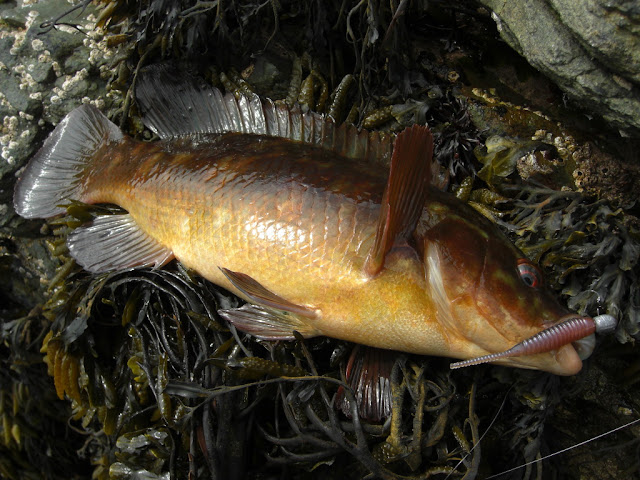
[0,0,122,229]
[479,0,640,137]
[0,0,123,321]
[550,0,640,86]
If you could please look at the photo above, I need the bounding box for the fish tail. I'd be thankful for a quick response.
[13,105,123,219]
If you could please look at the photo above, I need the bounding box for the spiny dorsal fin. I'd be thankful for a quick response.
[364,124,433,276]
[135,65,394,165]
[219,268,316,319]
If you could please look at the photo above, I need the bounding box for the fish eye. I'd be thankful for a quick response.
[517,258,543,288]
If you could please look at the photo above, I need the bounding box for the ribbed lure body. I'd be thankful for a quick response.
[450,314,617,369]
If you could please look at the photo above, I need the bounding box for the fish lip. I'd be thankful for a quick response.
[501,344,583,375]
[539,314,595,374]
[552,343,583,375]
[494,344,583,375]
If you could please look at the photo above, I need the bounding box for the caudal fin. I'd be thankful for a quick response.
[13,105,123,219]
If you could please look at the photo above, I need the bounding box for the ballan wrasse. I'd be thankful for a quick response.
[14,70,616,382]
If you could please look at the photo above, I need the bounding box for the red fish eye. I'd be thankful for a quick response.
[517,259,543,288]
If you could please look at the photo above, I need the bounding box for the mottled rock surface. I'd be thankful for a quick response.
[0,0,120,227]
[1,0,122,308]
[479,0,640,136]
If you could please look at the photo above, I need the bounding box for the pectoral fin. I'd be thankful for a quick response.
[219,268,316,318]
[364,124,433,276]
[218,268,319,340]
[219,304,320,340]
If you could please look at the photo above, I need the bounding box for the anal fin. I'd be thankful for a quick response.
[364,125,433,276]
[67,213,174,273]
[337,346,396,422]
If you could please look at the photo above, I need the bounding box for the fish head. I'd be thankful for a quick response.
[418,193,590,375]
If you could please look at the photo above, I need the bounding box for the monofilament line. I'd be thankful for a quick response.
[443,386,513,480]
[484,417,640,479]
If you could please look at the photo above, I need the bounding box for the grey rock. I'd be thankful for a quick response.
[550,0,640,86]
[0,69,41,115]
[0,4,28,29]
[25,25,85,61]
[29,59,54,84]
[0,36,17,69]
[0,0,121,227]
[479,0,640,136]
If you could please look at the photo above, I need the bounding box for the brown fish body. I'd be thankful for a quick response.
[84,133,452,355]
[14,76,604,375]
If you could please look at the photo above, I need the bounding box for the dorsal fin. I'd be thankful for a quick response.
[364,124,433,276]
[135,65,394,165]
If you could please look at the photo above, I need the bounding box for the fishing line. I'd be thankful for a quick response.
[443,385,513,480]
[484,416,640,479]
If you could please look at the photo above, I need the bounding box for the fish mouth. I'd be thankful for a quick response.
[552,343,584,376]
[549,329,596,376]
[572,333,596,360]
[451,314,616,374]
[551,313,617,373]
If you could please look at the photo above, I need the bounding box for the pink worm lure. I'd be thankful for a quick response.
[450,314,617,369]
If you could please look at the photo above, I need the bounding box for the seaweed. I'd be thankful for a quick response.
[4,1,639,479]
[11,200,578,479]
[501,187,639,344]
[0,301,90,480]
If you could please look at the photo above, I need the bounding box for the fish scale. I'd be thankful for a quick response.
[98,135,382,305]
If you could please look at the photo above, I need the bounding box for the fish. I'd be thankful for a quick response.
[13,68,614,378]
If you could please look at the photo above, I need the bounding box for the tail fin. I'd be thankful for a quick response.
[13,105,123,219]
